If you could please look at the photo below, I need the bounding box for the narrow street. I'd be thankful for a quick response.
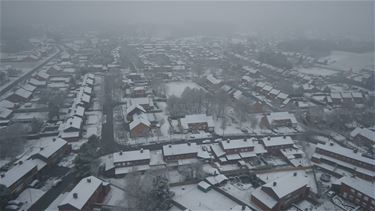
[101,73,121,153]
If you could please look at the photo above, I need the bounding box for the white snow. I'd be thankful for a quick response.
[165,81,203,97]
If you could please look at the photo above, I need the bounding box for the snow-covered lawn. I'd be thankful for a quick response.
[165,81,204,97]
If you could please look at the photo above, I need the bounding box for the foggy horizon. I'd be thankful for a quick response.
[2,1,374,40]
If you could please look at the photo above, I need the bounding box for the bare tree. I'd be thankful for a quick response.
[124,168,174,211]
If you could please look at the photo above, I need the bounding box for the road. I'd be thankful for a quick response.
[101,72,122,153]
[28,168,75,211]
[0,45,62,97]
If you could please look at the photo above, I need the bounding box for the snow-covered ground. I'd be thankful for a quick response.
[165,81,204,97]
[297,67,338,76]
[323,50,375,72]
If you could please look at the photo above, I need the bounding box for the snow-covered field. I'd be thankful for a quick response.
[165,81,203,97]
[297,67,338,76]
[324,51,375,72]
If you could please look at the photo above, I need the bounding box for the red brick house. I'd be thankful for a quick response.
[332,176,375,210]
[251,172,310,211]
[58,176,110,211]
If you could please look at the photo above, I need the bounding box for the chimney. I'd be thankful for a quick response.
[169,144,172,148]
[119,151,123,155]
[40,147,44,151]
[187,142,191,146]
[227,139,230,143]
[19,161,23,165]
[273,182,277,186]
[330,142,334,146]
[70,122,72,125]
[293,172,297,176]
[244,139,247,142]
[140,148,144,153]
[283,135,286,139]
[52,138,56,142]
[267,136,271,140]
[0,174,4,178]
[73,193,78,199]
[87,178,91,183]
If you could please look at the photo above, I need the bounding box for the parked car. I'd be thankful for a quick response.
[53,178,63,187]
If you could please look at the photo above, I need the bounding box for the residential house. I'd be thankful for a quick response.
[58,176,110,211]
[180,114,214,133]
[332,176,375,210]
[251,172,310,211]
[163,142,199,161]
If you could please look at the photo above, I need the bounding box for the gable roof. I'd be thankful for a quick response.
[221,138,254,150]
[262,172,309,199]
[59,176,105,210]
[350,127,375,143]
[113,149,151,163]
[0,160,37,188]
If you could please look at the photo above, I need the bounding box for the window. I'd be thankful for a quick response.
[350,189,355,194]
[357,192,362,197]
[364,196,369,201]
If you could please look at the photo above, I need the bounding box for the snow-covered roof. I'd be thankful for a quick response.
[0,100,15,109]
[0,107,12,119]
[59,176,106,210]
[205,174,228,185]
[262,85,273,92]
[269,89,280,96]
[198,181,211,190]
[14,88,32,99]
[262,172,309,199]
[252,186,277,209]
[210,143,226,158]
[71,105,85,117]
[276,92,288,100]
[267,112,297,124]
[163,142,199,157]
[22,84,37,92]
[29,78,46,86]
[180,114,214,129]
[341,92,352,99]
[129,114,151,130]
[256,82,266,88]
[232,90,243,99]
[221,85,233,93]
[262,136,294,147]
[351,92,363,99]
[126,104,146,115]
[206,74,222,85]
[0,160,37,188]
[336,176,375,200]
[113,149,151,163]
[316,142,375,166]
[32,138,67,160]
[82,86,92,95]
[221,138,254,150]
[350,127,375,143]
[63,116,82,131]
[129,97,153,107]
[36,71,49,80]
[330,92,342,99]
